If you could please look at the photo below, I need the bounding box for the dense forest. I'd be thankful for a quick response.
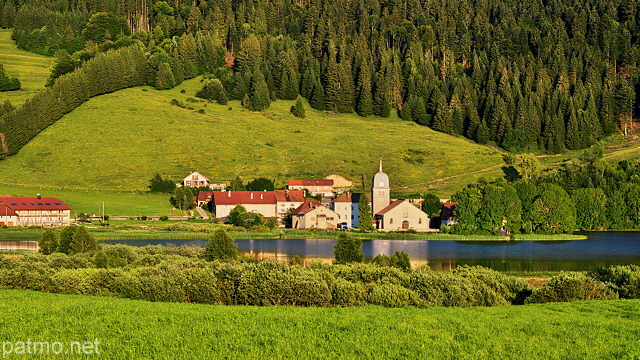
[445,144,640,234]
[0,0,640,154]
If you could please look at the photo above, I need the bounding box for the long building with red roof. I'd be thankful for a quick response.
[210,190,305,219]
[0,196,71,227]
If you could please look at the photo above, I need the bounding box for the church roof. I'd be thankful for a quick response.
[375,199,405,216]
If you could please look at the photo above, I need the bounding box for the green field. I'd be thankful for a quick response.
[0,73,510,214]
[0,29,51,106]
[0,290,638,358]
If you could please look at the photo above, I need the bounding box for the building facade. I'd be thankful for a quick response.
[210,190,305,219]
[331,193,368,228]
[0,196,71,227]
[179,172,226,190]
[291,201,340,229]
[288,179,334,196]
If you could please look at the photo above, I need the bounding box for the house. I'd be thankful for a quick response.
[274,190,306,218]
[0,202,18,227]
[179,171,226,190]
[291,201,340,229]
[331,192,369,228]
[196,191,215,207]
[287,179,334,196]
[369,160,430,231]
[0,196,71,227]
[441,202,457,226]
[210,190,305,219]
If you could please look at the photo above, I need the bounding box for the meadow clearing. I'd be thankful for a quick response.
[0,29,50,106]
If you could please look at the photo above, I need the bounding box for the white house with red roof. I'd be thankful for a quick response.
[179,171,226,190]
[291,201,340,229]
[211,190,305,219]
[0,196,71,227]
[287,179,335,196]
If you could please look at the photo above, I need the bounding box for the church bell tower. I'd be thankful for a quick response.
[371,158,390,215]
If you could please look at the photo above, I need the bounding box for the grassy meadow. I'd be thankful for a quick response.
[0,29,50,106]
[0,289,638,358]
[0,75,506,199]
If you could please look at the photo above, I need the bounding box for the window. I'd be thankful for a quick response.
[390,218,393,224]
[351,215,354,219]
[419,218,422,224]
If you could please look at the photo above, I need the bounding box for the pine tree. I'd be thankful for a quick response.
[356,63,373,116]
[358,195,374,231]
[244,68,271,111]
[290,97,306,118]
[309,77,325,110]
[155,63,175,90]
[476,121,490,144]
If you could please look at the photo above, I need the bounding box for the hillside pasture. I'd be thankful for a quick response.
[0,29,50,105]
[0,76,505,201]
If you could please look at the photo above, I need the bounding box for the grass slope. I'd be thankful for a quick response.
[1,289,639,358]
[0,77,504,193]
[0,29,50,106]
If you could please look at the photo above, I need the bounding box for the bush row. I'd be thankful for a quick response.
[2,246,638,307]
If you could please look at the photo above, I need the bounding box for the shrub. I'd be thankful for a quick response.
[331,278,367,306]
[205,229,238,261]
[102,244,138,264]
[371,254,391,267]
[333,233,364,264]
[525,273,619,304]
[331,263,409,286]
[38,229,58,255]
[166,222,197,232]
[367,282,426,308]
[248,225,270,232]
[452,265,533,304]
[177,267,222,304]
[159,216,169,221]
[390,251,411,271]
[589,265,640,299]
[408,272,509,307]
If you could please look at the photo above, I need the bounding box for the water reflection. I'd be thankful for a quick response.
[97,232,640,272]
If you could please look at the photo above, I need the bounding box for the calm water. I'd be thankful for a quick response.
[101,232,640,272]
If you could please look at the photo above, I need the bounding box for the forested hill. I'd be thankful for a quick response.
[0,0,639,153]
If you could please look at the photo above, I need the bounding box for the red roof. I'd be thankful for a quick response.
[288,179,334,187]
[376,199,405,216]
[441,202,457,219]
[274,190,305,202]
[197,191,216,203]
[0,197,71,211]
[0,203,18,216]
[212,191,277,205]
[291,201,323,215]
[333,193,369,203]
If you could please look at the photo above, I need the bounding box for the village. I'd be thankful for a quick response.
[0,160,454,232]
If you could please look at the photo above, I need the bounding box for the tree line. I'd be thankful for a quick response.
[0,0,639,152]
[446,144,640,234]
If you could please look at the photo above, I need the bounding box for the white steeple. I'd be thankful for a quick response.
[371,158,390,215]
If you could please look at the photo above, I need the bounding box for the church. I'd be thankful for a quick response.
[370,160,430,231]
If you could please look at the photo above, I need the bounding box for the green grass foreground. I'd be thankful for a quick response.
[0,290,638,359]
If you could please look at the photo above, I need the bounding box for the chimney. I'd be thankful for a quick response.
[251,193,254,199]
[228,191,231,197]
[260,194,263,199]
[37,194,41,199]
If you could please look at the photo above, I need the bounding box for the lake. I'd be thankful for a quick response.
[100,231,640,272]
